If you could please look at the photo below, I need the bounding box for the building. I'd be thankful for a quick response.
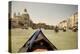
[10,8,53,29]
[10,9,32,29]
[68,12,78,29]
[58,20,67,30]
[58,12,78,31]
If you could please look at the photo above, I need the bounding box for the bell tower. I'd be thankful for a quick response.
[13,12,16,18]
[24,8,28,14]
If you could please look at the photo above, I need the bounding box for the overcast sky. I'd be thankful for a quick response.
[11,1,78,25]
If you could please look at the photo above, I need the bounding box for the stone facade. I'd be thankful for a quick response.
[10,9,32,29]
[68,12,78,29]
[58,12,78,31]
[58,20,67,30]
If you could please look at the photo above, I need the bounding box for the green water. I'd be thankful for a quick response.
[10,28,78,53]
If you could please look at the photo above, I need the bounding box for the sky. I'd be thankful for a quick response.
[11,1,78,26]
